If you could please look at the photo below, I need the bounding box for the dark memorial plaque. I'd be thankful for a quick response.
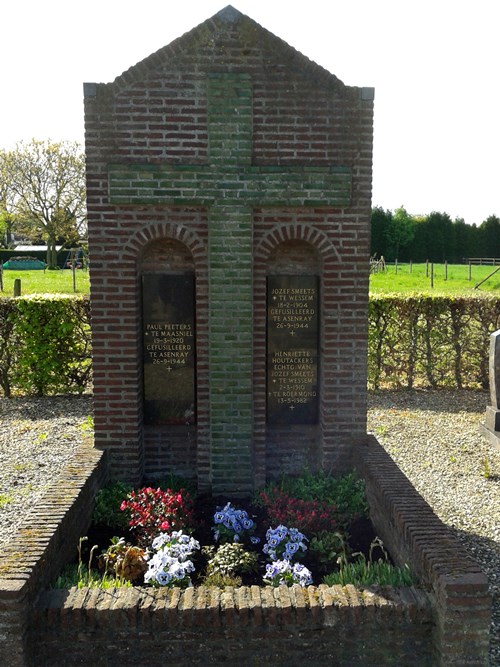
[267,276,319,424]
[142,274,195,425]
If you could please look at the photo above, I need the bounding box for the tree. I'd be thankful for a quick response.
[385,206,415,261]
[425,211,454,262]
[406,215,429,262]
[370,207,392,258]
[1,140,86,268]
[479,215,500,258]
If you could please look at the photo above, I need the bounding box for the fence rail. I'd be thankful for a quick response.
[464,257,500,265]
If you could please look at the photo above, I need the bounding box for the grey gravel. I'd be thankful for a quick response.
[0,395,93,547]
[0,390,499,663]
[367,389,500,666]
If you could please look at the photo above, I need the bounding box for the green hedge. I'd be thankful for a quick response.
[0,294,499,396]
[0,295,91,397]
[369,294,500,389]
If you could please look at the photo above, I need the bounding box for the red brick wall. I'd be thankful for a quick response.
[84,8,373,491]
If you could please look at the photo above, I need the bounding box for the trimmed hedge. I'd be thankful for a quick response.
[369,294,500,389]
[0,295,91,397]
[0,294,499,396]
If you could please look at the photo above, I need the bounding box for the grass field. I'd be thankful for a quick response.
[0,268,90,296]
[370,262,500,294]
[0,263,499,296]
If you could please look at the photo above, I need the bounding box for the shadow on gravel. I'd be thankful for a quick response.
[368,389,489,414]
[0,394,93,421]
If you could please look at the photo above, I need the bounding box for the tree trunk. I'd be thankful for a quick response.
[46,240,58,269]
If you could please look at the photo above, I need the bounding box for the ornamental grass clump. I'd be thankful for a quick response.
[120,486,195,546]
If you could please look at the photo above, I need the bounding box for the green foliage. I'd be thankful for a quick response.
[0,297,16,396]
[0,295,91,396]
[11,295,91,395]
[52,537,133,589]
[309,531,349,573]
[1,289,499,396]
[323,538,415,587]
[148,474,198,498]
[53,563,133,590]
[323,558,414,587]
[371,206,500,263]
[386,206,415,260]
[202,543,259,578]
[92,482,133,530]
[260,470,369,529]
[368,294,500,389]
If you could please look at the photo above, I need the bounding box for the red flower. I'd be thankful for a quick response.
[257,489,337,536]
[120,487,195,546]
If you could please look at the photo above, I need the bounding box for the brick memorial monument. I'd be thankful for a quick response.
[84,5,374,495]
[0,10,491,666]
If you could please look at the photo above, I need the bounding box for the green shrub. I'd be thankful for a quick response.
[1,293,499,396]
[369,294,500,389]
[258,470,369,529]
[92,481,133,530]
[0,295,91,396]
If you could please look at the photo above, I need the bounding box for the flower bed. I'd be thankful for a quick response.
[1,438,491,665]
[55,472,415,592]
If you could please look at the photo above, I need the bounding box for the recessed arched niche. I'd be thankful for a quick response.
[139,239,196,426]
[266,239,321,275]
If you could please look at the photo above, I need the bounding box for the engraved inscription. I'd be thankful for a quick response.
[142,274,195,425]
[267,276,319,424]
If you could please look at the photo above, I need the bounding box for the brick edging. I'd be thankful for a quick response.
[0,442,108,666]
[356,435,492,663]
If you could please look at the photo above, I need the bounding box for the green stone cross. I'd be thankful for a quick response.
[108,72,351,495]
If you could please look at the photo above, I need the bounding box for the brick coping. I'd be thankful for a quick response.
[35,580,432,624]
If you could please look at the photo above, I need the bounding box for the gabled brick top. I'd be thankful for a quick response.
[86,5,350,96]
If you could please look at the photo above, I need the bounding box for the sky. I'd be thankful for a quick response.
[1,0,498,226]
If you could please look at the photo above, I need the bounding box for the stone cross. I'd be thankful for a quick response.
[108,72,351,492]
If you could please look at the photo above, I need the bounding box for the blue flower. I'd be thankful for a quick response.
[155,570,173,586]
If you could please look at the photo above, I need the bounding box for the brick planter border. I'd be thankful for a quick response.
[0,437,491,666]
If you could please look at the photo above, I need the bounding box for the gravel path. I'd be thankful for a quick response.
[367,389,500,666]
[0,395,93,546]
[0,390,499,663]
